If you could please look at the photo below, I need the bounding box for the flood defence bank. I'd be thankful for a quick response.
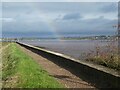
[17,42,120,88]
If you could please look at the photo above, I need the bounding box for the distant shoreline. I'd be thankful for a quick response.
[1,35,118,41]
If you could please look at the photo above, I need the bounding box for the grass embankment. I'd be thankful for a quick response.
[2,43,63,88]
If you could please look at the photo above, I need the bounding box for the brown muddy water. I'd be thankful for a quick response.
[20,40,118,60]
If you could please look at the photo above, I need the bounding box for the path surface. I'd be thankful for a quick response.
[0,44,10,54]
[18,44,95,88]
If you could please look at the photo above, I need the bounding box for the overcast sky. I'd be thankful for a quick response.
[1,1,118,38]
[1,0,120,2]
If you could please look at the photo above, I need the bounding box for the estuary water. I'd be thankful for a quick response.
[20,39,117,60]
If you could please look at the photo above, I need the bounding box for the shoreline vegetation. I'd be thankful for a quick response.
[90,39,119,70]
[85,44,119,70]
[2,43,63,88]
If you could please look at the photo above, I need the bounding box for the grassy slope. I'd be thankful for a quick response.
[2,43,63,88]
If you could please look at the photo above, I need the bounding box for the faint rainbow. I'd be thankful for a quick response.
[31,3,64,42]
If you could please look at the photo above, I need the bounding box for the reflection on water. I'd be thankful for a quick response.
[20,40,118,60]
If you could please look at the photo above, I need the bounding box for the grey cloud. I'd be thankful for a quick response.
[2,21,50,33]
[100,3,118,13]
[2,2,118,37]
[62,13,82,20]
[2,15,117,37]
[54,16,117,35]
[37,2,117,13]
[3,2,117,15]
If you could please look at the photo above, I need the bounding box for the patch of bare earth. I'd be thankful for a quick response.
[3,75,19,88]
[18,44,95,88]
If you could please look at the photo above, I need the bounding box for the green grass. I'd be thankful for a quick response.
[2,43,63,88]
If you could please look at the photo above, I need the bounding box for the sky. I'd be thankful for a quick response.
[1,0,120,2]
[1,0,119,38]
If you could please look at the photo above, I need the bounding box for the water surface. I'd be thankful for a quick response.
[20,40,117,60]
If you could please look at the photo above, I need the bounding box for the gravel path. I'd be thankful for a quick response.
[19,44,96,88]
